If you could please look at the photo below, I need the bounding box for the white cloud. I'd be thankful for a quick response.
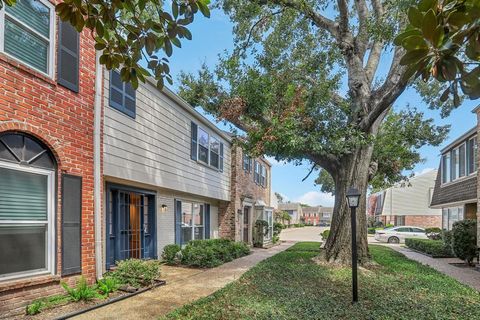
[265,156,289,167]
[295,191,335,207]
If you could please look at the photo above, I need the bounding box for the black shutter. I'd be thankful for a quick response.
[175,199,182,244]
[219,143,224,172]
[191,122,198,161]
[204,204,210,239]
[57,20,79,92]
[62,174,82,275]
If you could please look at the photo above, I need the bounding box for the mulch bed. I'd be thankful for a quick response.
[15,280,166,320]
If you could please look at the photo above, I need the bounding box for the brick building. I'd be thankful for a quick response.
[0,1,100,316]
[219,145,273,245]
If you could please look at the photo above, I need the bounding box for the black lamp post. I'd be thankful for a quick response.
[346,187,361,303]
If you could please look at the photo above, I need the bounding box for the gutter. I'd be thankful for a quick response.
[93,51,103,279]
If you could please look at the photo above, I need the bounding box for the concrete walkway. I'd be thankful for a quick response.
[385,245,480,291]
[72,241,295,320]
[280,226,327,242]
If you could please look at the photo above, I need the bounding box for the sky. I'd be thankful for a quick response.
[165,8,478,207]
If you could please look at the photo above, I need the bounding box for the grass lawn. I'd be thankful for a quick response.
[161,242,480,320]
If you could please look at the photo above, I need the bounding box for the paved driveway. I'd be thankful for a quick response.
[280,226,328,242]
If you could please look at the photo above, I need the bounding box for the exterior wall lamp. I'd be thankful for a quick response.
[161,204,168,212]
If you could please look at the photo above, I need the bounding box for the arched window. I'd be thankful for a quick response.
[0,132,56,280]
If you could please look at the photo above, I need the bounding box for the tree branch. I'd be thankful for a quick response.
[238,9,285,54]
[364,0,385,84]
[354,0,369,57]
[337,0,350,35]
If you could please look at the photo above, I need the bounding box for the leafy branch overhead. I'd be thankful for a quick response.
[0,0,211,89]
[395,0,480,106]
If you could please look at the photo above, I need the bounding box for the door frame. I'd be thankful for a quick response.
[105,183,157,269]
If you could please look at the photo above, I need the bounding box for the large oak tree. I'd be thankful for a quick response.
[178,0,449,264]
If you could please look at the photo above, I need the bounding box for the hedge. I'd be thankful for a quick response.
[405,238,454,258]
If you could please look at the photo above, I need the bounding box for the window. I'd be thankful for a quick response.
[467,137,478,175]
[243,153,252,172]
[254,161,260,184]
[260,165,267,187]
[442,153,451,183]
[1,0,55,76]
[451,147,459,180]
[109,70,136,118]
[442,206,465,230]
[0,163,54,279]
[180,202,205,245]
[198,127,209,164]
[209,137,220,169]
[395,227,411,233]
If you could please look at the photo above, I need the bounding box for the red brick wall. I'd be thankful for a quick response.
[218,146,271,241]
[0,13,98,316]
[404,215,442,228]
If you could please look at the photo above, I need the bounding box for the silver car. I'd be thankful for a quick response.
[374,226,428,244]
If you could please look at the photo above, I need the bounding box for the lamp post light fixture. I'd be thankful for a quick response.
[346,187,361,303]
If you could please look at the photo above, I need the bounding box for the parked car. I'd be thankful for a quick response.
[374,226,428,244]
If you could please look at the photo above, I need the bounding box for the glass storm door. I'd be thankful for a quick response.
[243,207,250,243]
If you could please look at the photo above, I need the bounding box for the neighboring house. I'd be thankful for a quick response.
[369,170,442,228]
[0,3,100,316]
[223,146,273,245]
[319,207,333,225]
[102,71,232,269]
[301,206,333,226]
[430,124,478,231]
[278,203,303,224]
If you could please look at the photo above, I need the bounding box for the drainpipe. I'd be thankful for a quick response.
[93,51,103,280]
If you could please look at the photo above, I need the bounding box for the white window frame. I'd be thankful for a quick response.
[196,126,222,171]
[0,160,55,281]
[209,136,220,169]
[0,0,56,78]
[180,201,205,245]
[467,136,478,175]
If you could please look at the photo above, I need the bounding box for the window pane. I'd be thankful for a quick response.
[198,128,209,147]
[210,137,220,154]
[210,152,219,168]
[125,97,136,113]
[110,87,123,107]
[6,0,50,38]
[442,208,448,229]
[4,18,48,73]
[198,145,208,163]
[459,144,466,177]
[452,149,459,180]
[143,196,149,234]
[0,167,48,220]
[194,204,204,240]
[442,154,451,183]
[0,225,47,276]
[111,70,123,89]
[181,202,192,245]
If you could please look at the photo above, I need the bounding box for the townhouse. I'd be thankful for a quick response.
[224,145,273,245]
[278,202,303,225]
[369,170,441,228]
[301,206,333,226]
[0,0,100,316]
[430,120,478,231]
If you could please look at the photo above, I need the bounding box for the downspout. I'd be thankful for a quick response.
[94,51,103,279]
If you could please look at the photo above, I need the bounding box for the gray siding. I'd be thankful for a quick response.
[103,73,231,202]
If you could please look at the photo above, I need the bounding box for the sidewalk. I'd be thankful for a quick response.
[386,245,480,291]
[72,241,295,320]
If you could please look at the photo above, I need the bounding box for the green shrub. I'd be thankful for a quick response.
[26,300,43,315]
[442,230,454,255]
[162,244,182,265]
[367,227,376,234]
[62,276,100,302]
[181,239,250,268]
[385,224,394,228]
[293,223,305,228]
[273,222,284,237]
[452,219,478,265]
[111,259,161,288]
[96,276,119,296]
[321,229,330,241]
[373,221,384,228]
[405,238,454,257]
[255,220,269,236]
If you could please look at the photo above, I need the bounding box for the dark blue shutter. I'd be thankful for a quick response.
[61,174,82,276]
[57,20,79,92]
[219,143,224,172]
[204,204,210,239]
[174,199,182,244]
[191,122,198,161]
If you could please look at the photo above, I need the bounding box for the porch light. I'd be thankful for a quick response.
[161,204,168,212]
[346,187,361,208]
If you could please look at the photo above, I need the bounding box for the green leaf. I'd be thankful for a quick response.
[432,25,444,48]
[439,87,450,102]
[171,37,182,48]
[197,0,210,18]
[172,1,178,19]
[402,35,428,50]
[399,49,429,66]
[394,29,422,46]
[164,39,173,57]
[418,0,437,12]
[422,9,437,43]
[439,57,459,81]
[408,7,424,28]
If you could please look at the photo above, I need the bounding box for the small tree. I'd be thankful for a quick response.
[452,219,478,266]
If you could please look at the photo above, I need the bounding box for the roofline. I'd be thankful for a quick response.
[145,78,232,142]
[430,198,477,209]
[440,127,477,153]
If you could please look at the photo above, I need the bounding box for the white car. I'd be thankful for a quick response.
[374,226,428,244]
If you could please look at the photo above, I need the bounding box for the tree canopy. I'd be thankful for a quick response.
[0,0,211,88]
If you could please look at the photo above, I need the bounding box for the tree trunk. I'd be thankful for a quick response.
[323,144,374,265]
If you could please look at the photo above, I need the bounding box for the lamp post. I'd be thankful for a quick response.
[346,187,361,303]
